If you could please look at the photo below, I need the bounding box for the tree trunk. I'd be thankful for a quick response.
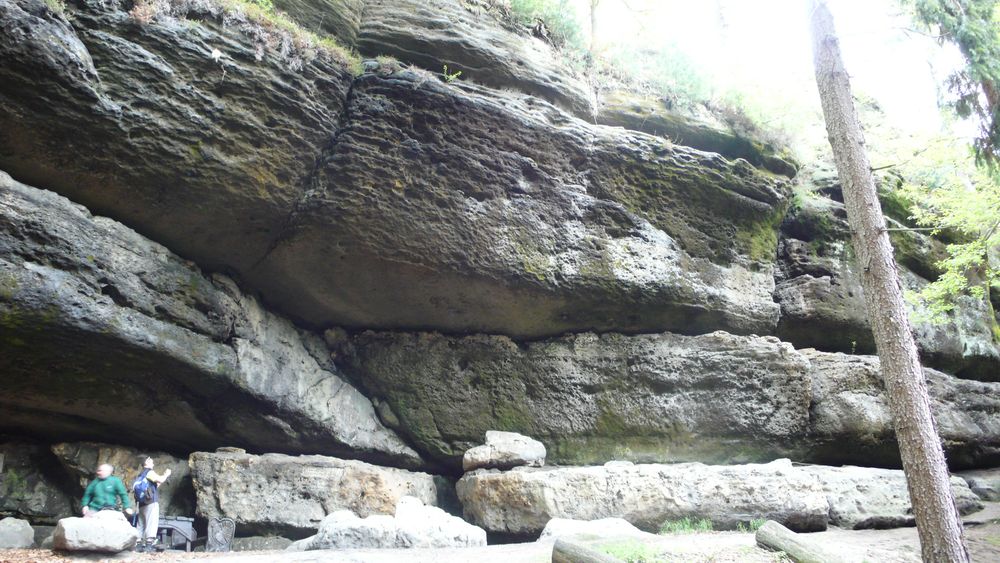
[589,0,600,56]
[808,2,970,562]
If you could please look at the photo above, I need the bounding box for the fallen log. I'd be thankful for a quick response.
[755,520,850,563]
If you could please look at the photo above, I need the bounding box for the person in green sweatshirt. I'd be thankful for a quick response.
[81,463,134,517]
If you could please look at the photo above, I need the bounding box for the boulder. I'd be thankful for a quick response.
[357,0,593,117]
[957,468,1000,501]
[796,464,981,529]
[455,459,980,536]
[462,431,546,472]
[0,442,74,524]
[189,451,439,537]
[540,517,651,540]
[296,496,486,550]
[232,535,294,551]
[31,525,53,548]
[52,511,139,553]
[0,172,419,467]
[0,517,34,548]
[50,442,194,517]
[340,330,812,467]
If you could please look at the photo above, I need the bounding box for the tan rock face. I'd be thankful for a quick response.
[189,451,440,537]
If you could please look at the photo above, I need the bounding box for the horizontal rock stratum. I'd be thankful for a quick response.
[0,0,788,339]
[339,329,1000,469]
[456,459,982,536]
[0,171,419,467]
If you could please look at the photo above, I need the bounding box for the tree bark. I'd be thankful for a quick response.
[808,2,970,562]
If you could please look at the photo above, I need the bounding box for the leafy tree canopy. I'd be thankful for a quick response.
[904,0,1000,166]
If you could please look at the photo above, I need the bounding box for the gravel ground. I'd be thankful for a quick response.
[4,503,997,563]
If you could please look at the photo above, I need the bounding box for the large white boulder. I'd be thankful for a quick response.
[540,517,652,540]
[190,451,439,536]
[463,431,546,472]
[0,517,34,548]
[52,511,139,553]
[457,459,981,536]
[291,496,486,551]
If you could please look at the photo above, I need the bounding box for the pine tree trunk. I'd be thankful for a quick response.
[808,2,970,561]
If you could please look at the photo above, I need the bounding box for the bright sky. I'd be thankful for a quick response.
[573,0,968,149]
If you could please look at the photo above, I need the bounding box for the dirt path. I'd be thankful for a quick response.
[4,503,998,563]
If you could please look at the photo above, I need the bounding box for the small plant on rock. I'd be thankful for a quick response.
[441,64,463,83]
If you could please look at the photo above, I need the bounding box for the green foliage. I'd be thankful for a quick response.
[894,137,1000,322]
[659,516,713,534]
[599,43,713,111]
[903,0,1000,166]
[736,519,767,533]
[129,0,359,71]
[598,540,666,563]
[442,64,463,82]
[507,0,585,51]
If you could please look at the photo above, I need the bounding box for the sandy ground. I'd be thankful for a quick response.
[3,503,998,563]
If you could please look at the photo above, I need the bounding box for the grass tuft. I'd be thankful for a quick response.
[128,0,360,72]
[659,516,713,534]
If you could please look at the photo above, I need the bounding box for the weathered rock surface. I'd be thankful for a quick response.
[0,442,75,524]
[232,535,294,551]
[0,517,34,548]
[0,0,790,340]
[806,350,1000,469]
[53,511,139,553]
[357,0,593,116]
[341,330,812,467]
[342,329,1000,469]
[0,0,354,274]
[31,525,54,548]
[252,70,789,339]
[957,469,1000,501]
[775,168,1000,380]
[274,0,362,44]
[462,431,546,472]
[50,442,194,517]
[540,517,652,540]
[596,91,797,177]
[456,459,980,537]
[0,172,419,466]
[190,451,439,537]
[294,496,486,550]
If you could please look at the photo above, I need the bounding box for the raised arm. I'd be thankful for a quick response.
[146,468,172,485]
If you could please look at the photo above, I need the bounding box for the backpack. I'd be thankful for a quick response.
[132,469,154,506]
